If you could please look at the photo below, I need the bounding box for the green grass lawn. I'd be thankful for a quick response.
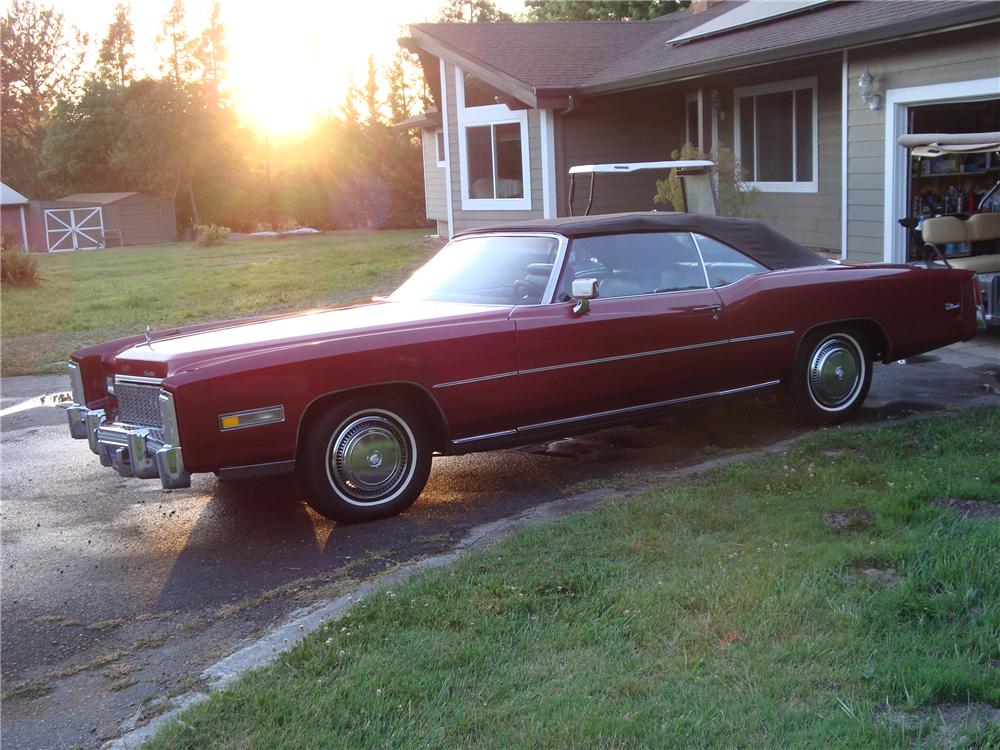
[146,408,1000,749]
[0,230,434,376]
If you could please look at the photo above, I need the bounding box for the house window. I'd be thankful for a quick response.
[435,129,446,166]
[455,67,531,211]
[685,91,702,151]
[733,77,818,192]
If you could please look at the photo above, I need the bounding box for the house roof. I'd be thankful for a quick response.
[407,0,1000,101]
[394,108,442,130]
[59,192,139,204]
[1,181,30,206]
[455,211,831,271]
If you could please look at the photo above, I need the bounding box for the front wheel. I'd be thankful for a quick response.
[298,398,431,523]
[790,328,872,425]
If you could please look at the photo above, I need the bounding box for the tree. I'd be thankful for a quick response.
[42,77,127,194]
[157,0,193,85]
[437,0,513,23]
[386,49,425,124]
[1,0,86,196]
[364,54,380,125]
[525,0,687,21]
[97,3,134,86]
[192,1,226,107]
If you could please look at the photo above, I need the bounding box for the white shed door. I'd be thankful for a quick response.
[44,207,104,251]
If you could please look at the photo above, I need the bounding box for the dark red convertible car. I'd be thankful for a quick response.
[67,213,980,521]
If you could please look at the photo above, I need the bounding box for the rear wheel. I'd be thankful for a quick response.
[790,328,871,425]
[298,398,431,523]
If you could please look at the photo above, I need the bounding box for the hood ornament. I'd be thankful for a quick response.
[144,324,151,346]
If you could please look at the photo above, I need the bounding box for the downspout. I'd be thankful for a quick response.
[555,95,577,216]
[841,49,849,260]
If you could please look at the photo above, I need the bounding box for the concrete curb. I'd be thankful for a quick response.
[97,432,839,749]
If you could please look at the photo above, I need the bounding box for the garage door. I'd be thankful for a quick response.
[44,207,104,251]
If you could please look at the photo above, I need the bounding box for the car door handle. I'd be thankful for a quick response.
[693,304,721,319]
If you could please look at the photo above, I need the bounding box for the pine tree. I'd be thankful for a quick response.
[97,3,134,86]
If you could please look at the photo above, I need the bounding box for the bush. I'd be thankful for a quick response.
[654,142,758,218]
[0,244,40,287]
[195,224,231,247]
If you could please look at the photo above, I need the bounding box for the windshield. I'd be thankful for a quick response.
[391,235,561,305]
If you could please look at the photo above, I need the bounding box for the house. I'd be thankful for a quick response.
[398,0,1000,264]
[0,186,176,252]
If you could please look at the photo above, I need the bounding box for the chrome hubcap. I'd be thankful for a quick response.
[329,415,410,504]
[808,336,862,409]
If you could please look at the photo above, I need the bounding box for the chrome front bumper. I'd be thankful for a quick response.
[67,405,191,490]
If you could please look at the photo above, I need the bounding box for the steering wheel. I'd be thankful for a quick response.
[512,278,546,301]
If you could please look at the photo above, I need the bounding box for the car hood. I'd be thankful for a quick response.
[113,300,511,378]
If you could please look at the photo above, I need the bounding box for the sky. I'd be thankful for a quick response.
[52,0,526,135]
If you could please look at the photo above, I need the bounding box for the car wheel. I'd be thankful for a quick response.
[298,398,431,523]
[790,328,872,425]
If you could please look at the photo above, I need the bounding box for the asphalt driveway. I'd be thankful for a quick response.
[2,336,998,749]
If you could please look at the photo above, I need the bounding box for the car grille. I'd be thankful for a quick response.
[115,381,162,428]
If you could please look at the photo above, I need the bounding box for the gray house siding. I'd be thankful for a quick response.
[554,87,685,217]
[442,60,544,235]
[700,54,843,252]
[846,23,1000,262]
[421,127,447,222]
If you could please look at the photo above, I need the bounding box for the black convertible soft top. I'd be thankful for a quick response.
[456,212,832,271]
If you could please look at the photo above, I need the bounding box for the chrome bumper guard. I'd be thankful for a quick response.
[66,395,191,490]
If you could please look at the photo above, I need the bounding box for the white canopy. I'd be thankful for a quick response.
[898,132,1000,157]
[568,160,714,175]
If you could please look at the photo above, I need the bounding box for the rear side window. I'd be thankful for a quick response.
[693,234,767,288]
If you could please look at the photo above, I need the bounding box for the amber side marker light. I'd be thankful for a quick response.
[218,405,285,431]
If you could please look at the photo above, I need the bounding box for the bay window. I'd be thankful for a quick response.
[734,77,818,192]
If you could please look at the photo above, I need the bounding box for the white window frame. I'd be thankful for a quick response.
[733,76,819,193]
[685,89,703,152]
[434,128,446,167]
[455,66,532,211]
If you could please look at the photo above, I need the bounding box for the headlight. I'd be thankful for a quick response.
[106,375,116,396]
[67,361,86,403]
[158,389,181,445]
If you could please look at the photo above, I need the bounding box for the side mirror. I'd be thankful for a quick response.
[571,278,598,315]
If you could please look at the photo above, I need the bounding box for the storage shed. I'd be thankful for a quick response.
[1,187,176,252]
[58,192,176,249]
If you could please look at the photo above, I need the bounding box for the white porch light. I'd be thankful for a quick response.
[858,67,881,111]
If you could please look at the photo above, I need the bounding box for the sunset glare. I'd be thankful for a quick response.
[56,0,523,137]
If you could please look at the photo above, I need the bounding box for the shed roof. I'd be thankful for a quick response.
[1,181,30,206]
[408,0,1000,98]
[59,192,140,204]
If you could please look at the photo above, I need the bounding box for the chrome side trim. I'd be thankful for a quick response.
[518,379,781,432]
[452,429,518,445]
[433,371,519,390]
[115,374,164,386]
[431,332,793,390]
[518,338,728,376]
[730,330,795,344]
